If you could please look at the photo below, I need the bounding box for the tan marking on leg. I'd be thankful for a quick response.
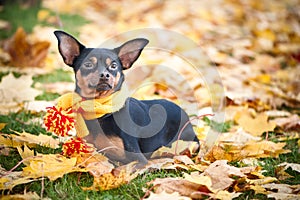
[86,133,126,161]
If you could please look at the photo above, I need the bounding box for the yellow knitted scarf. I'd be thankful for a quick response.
[56,87,130,138]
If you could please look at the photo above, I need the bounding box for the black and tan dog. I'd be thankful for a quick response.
[54,30,198,164]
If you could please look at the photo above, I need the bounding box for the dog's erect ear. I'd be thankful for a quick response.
[114,38,149,69]
[54,30,85,66]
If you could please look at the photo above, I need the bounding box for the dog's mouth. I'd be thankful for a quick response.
[89,82,113,91]
[97,83,112,91]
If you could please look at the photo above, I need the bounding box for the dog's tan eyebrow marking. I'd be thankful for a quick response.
[89,57,97,64]
[106,57,112,66]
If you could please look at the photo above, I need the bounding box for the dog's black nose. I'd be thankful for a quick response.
[100,72,110,80]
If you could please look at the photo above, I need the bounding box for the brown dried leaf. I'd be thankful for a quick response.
[3,27,50,67]
[83,162,136,191]
[278,162,300,173]
[203,160,245,190]
[148,177,212,199]
[273,114,300,131]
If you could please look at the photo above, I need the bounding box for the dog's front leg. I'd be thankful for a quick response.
[121,136,148,166]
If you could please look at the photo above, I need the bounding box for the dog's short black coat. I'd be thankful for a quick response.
[54,30,199,164]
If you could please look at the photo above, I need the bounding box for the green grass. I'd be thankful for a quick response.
[32,69,73,84]
[203,116,233,132]
[0,0,42,39]
[0,0,89,40]
[32,68,74,101]
[0,110,48,135]
[53,13,90,37]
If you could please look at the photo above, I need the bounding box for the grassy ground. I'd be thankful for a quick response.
[0,0,88,39]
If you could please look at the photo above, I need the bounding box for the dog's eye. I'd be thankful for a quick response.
[109,62,118,70]
[84,62,94,68]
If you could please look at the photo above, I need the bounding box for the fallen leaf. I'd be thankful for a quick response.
[276,162,300,180]
[0,192,41,200]
[183,172,214,190]
[242,141,290,158]
[25,100,55,112]
[0,166,35,190]
[17,144,35,166]
[22,153,81,181]
[204,140,290,162]
[247,176,278,186]
[273,114,300,131]
[151,140,199,158]
[218,127,261,144]
[148,177,212,199]
[204,144,247,162]
[277,162,300,173]
[174,155,194,165]
[0,73,42,114]
[138,158,174,175]
[235,111,276,136]
[85,160,114,177]
[262,183,300,200]
[213,190,242,200]
[0,123,6,131]
[0,131,60,149]
[203,160,245,190]
[83,162,136,191]
[267,193,300,200]
[3,27,50,67]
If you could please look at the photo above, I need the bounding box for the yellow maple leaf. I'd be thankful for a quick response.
[204,144,246,162]
[242,141,290,158]
[17,144,35,166]
[235,111,276,136]
[184,172,214,191]
[12,131,60,149]
[0,134,22,148]
[22,154,81,181]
